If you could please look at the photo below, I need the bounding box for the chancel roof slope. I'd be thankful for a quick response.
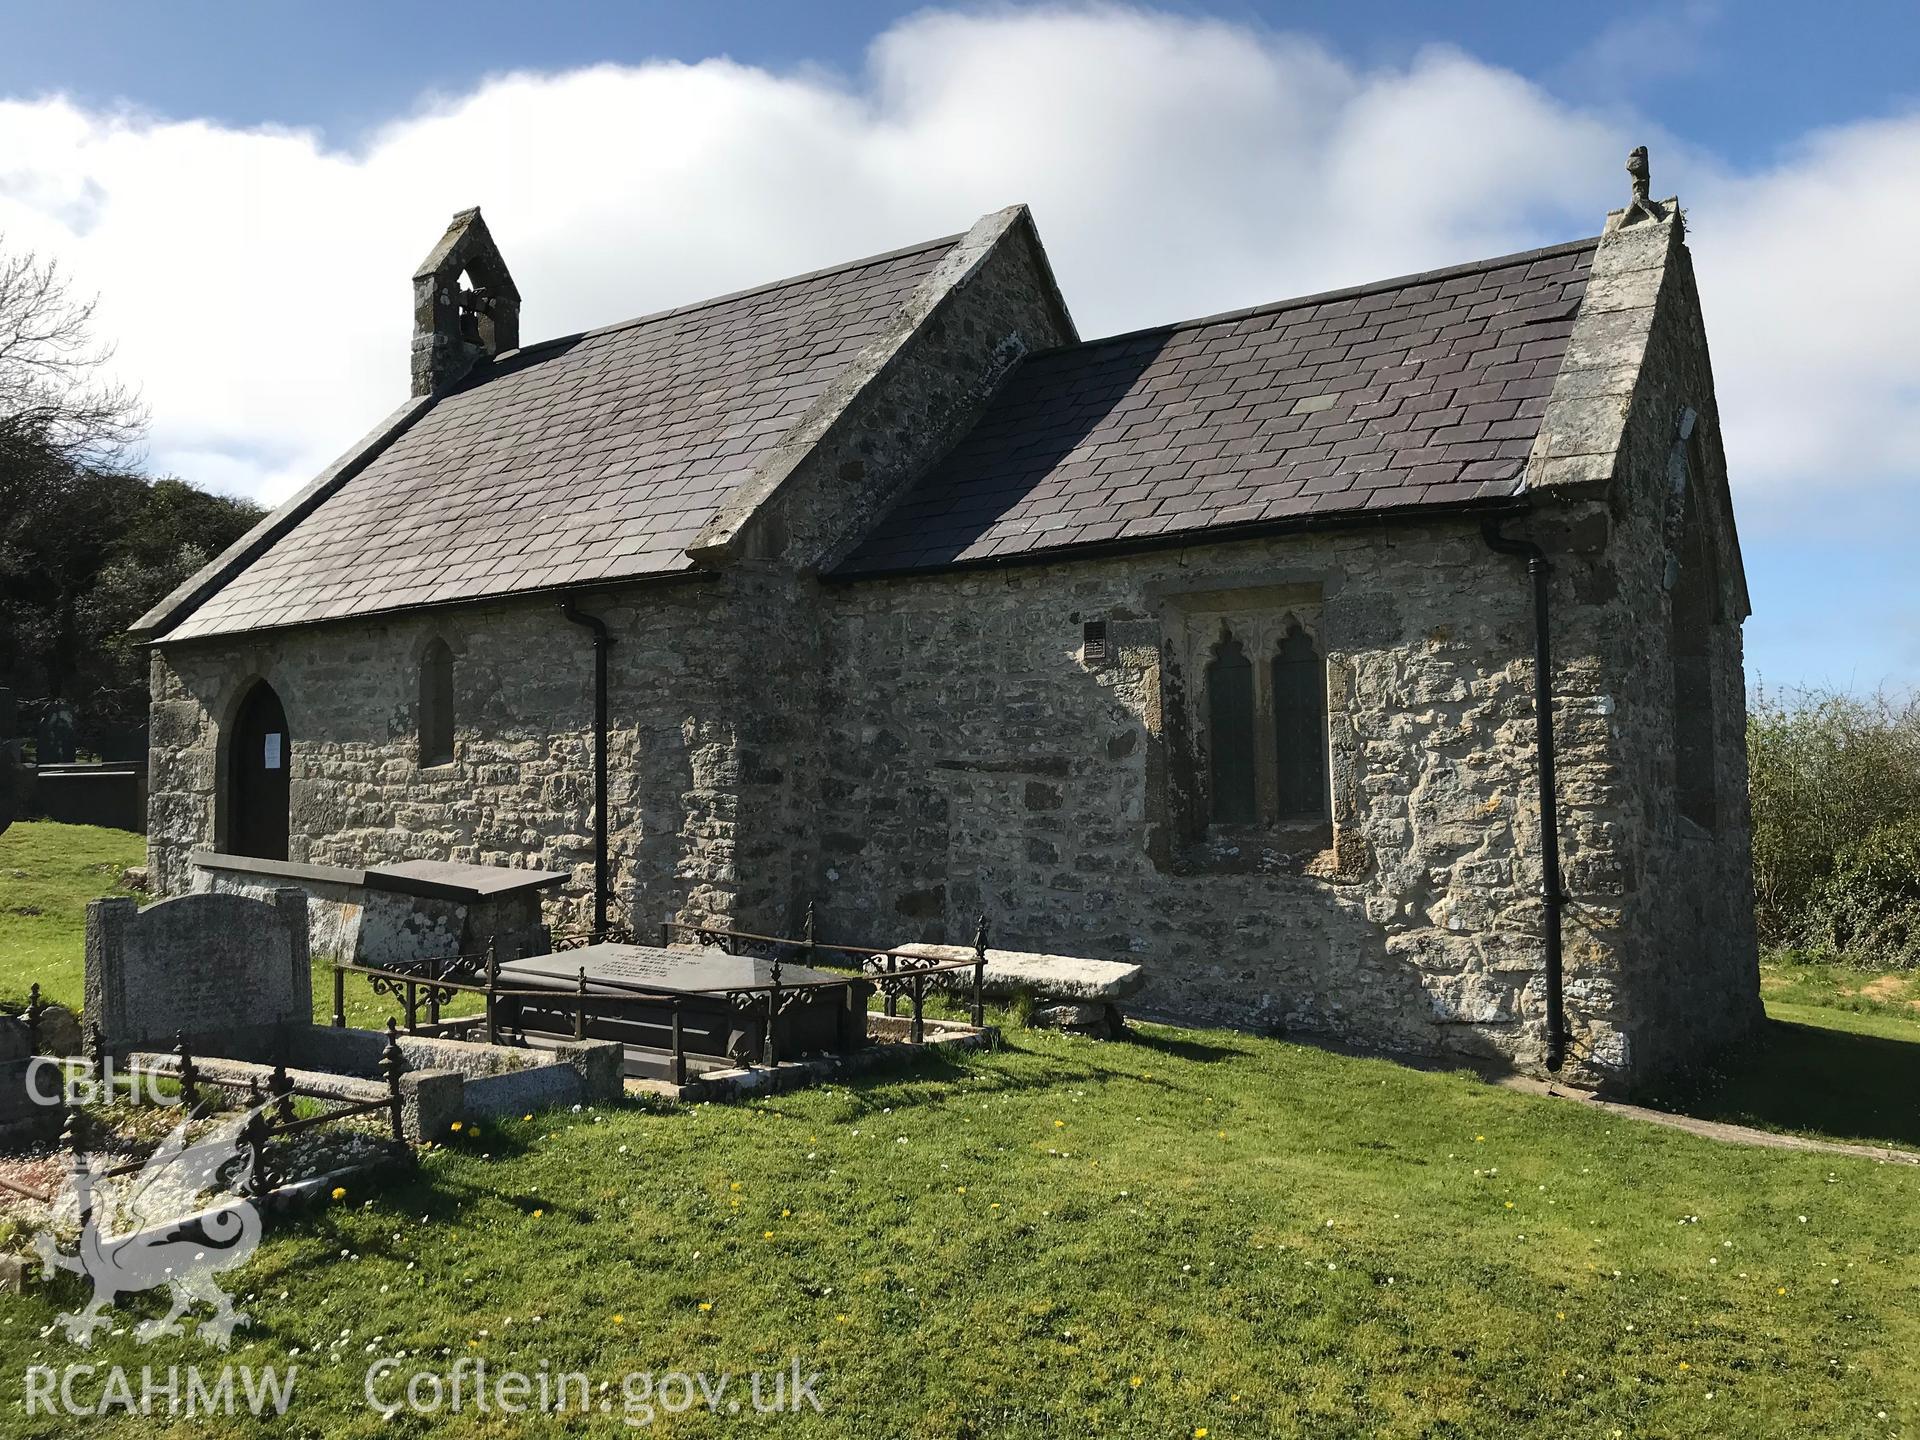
[839,238,1596,575]
[164,236,958,640]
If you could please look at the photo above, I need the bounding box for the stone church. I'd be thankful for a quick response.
[133,153,1759,1089]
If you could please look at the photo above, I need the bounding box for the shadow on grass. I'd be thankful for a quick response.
[749,1023,1245,1120]
[1649,1016,1920,1151]
[1120,1027,1250,1064]
[809,1043,1115,1116]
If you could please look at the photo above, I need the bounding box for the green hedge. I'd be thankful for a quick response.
[1795,815,1920,970]
[1749,687,1920,967]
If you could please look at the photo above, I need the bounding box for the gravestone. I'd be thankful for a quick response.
[85,888,312,1057]
[0,688,15,838]
[37,703,76,765]
[0,1015,61,1150]
[0,745,14,839]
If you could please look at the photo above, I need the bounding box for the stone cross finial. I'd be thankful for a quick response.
[1621,145,1665,227]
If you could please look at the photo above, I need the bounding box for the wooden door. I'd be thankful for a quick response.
[229,682,291,860]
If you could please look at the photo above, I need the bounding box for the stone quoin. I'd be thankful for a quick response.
[131,151,1758,1089]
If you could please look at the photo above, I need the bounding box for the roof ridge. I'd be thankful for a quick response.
[485,230,968,370]
[1032,234,1601,363]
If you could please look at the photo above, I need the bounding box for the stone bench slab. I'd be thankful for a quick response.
[891,944,1145,1002]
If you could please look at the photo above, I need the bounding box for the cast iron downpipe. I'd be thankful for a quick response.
[1481,517,1568,1073]
[560,598,612,937]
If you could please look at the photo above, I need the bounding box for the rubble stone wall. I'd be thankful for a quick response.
[814,498,1753,1088]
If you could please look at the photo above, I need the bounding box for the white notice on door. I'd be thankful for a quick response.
[264,733,283,770]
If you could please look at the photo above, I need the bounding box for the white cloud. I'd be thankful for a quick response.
[1687,112,1920,512]
[0,2,1913,538]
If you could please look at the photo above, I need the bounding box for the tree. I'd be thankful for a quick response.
[0,237,261,758]
[0,468,263,754]
[0,240,143,473]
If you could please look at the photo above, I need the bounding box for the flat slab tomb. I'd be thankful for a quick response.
[497,944,870,1077]
[891,944,1145,1001]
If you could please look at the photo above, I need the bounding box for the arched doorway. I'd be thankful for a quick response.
[228,681,291,860]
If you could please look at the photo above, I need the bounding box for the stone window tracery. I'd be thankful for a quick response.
[1172,593,1332,839]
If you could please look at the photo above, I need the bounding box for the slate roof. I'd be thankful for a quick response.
[837,237,1597,576]
[164,235,959,640]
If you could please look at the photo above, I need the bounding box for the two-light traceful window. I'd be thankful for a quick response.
[1205,625,1327,828]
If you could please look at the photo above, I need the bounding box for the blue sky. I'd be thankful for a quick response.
[6,1,1913,160]
[3,2,1917,693]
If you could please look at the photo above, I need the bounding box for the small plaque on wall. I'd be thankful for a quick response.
[264,733,283,770]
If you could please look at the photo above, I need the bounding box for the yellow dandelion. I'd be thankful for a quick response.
[1678,1361,1690,1371]
[450,1120,463,1132]
[1217,1130,1226,1140]
[781,1208,792,1217]
[698,1302,713,1312]
[1055,1120,1065,1128]
[956,1187,967,1195]
[1196,1429,1209,1438]
[330,1186,347,1202]
[1129,1376,1143,1389]
[763,1230,774,1240]
[1475,1135,1485,1143]
[835,1313,849,1323]
[522,1113,532,1122]
[612,1314,624,1325]
[1504,1202,1515,1210]
[730,1181,742,1191]
[1777,1287,1787,1295]
[1557,1312,1566,1321]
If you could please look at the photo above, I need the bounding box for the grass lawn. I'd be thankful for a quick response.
[1759,959,1920,1024]
[1626,958,1920,1155]
[0,820,145,1009]
[0,824,1914,1437]
[0,820,467,1034]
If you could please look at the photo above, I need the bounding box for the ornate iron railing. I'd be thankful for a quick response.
[659,904,993,1046]
[0,1021,411,1207]
[328,906,994,1078]
[332,951,716,1083]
